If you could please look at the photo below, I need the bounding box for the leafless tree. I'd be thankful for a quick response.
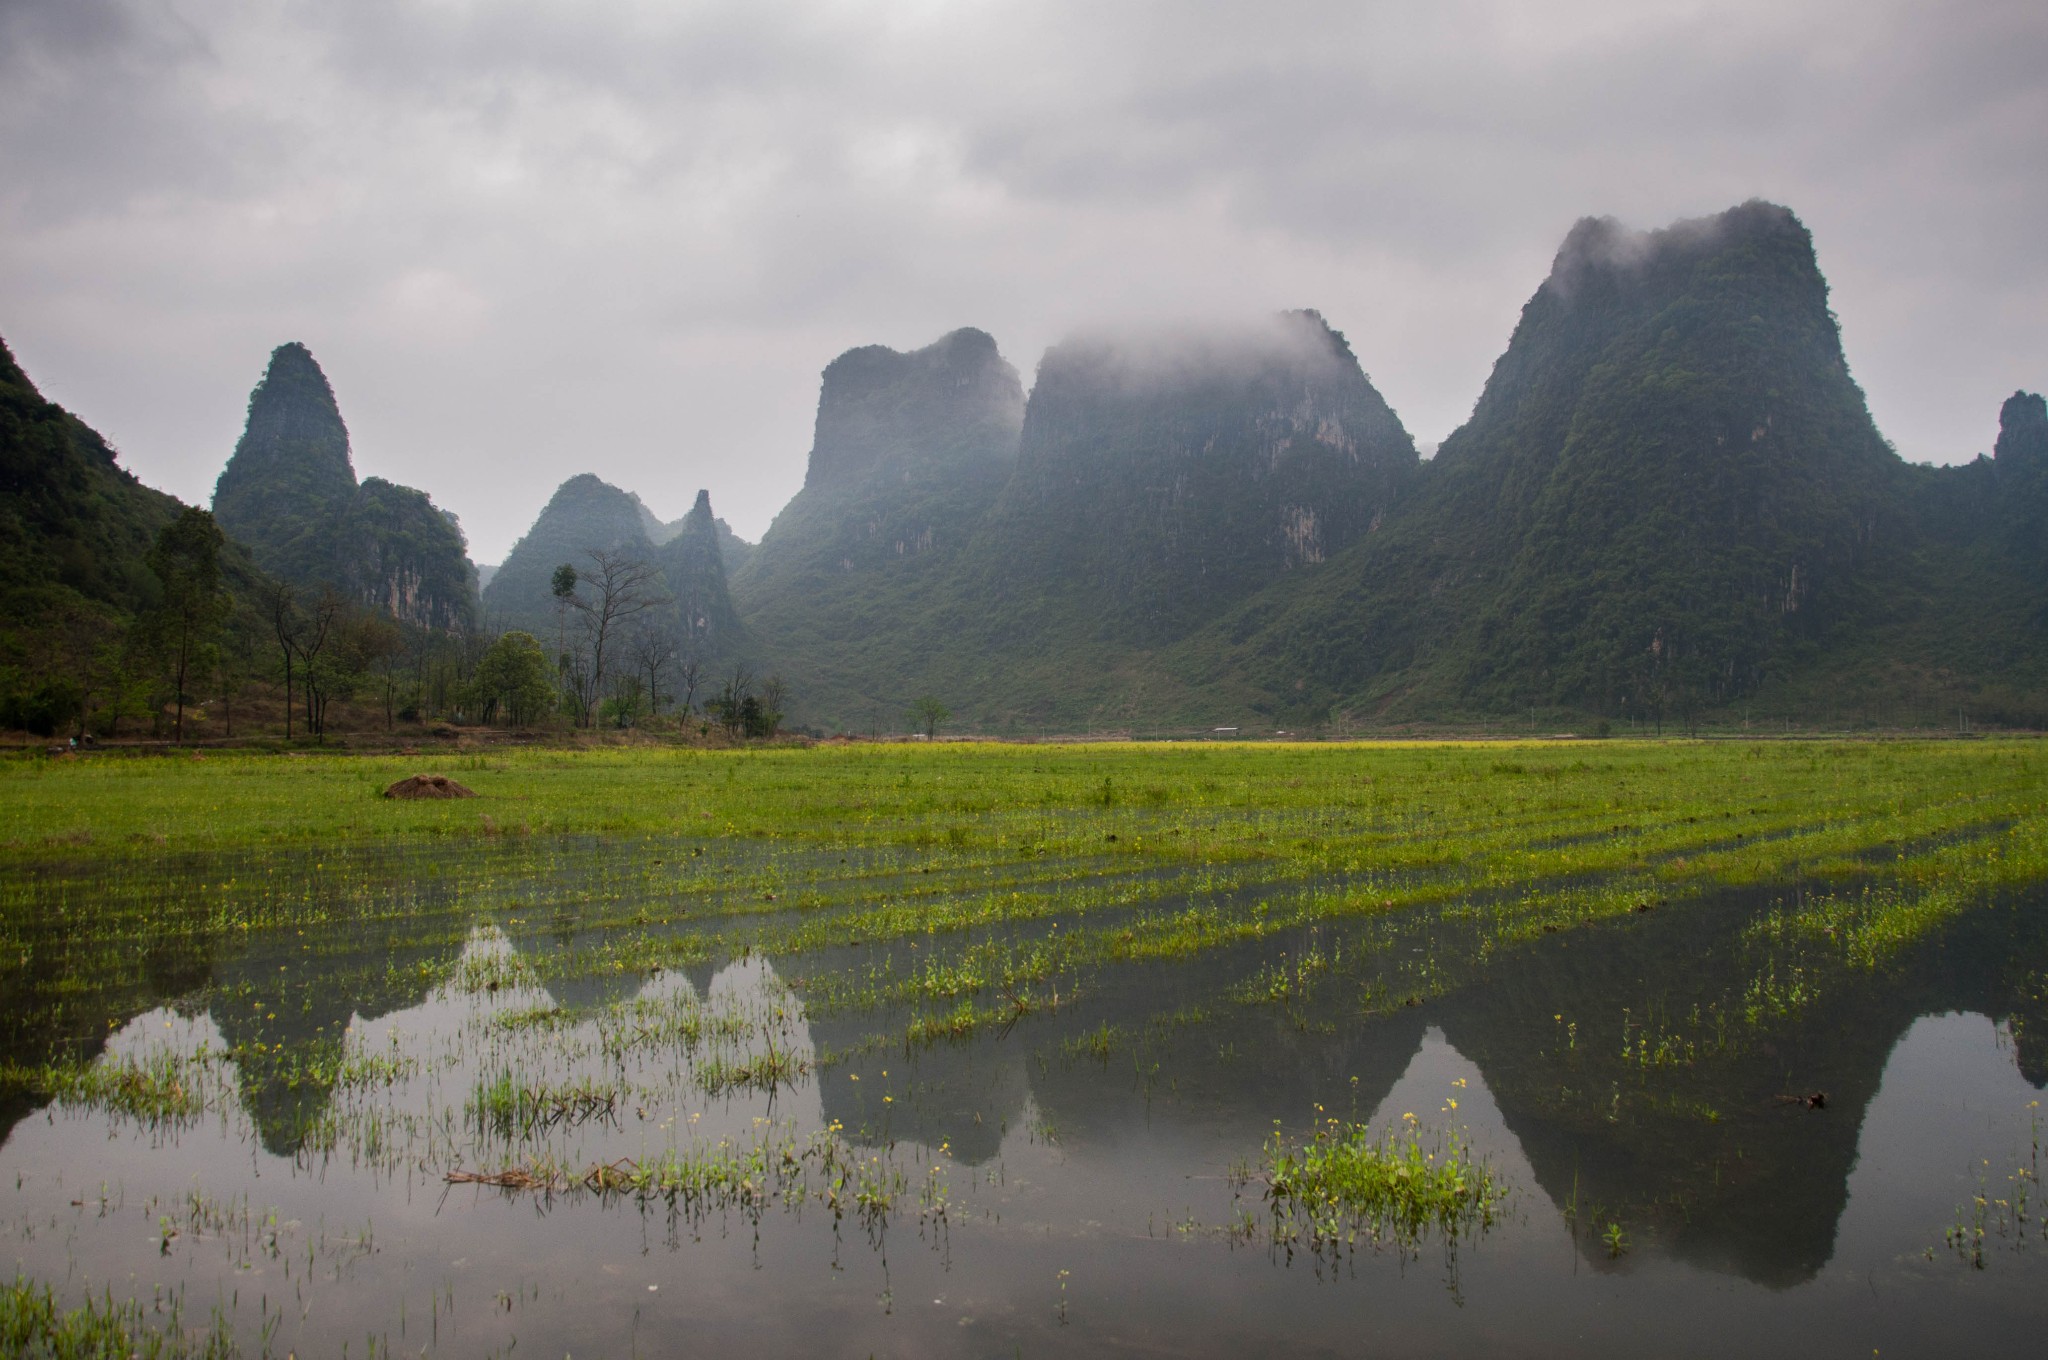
[628,622,678,720]
[266,582,302,740]
[675,655,703,718]
[561,549,666,727]
[293,588,348,738]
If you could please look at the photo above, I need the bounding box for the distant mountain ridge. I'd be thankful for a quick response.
[482,473,745,663]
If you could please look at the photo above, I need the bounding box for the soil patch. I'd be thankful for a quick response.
[383,773,477,800]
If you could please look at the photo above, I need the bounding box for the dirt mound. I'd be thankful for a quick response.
[382,773,476,800]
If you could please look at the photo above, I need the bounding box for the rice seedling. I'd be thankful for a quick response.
[1256,1112,1508,1259]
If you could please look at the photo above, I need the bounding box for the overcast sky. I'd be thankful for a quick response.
[3,0,2044,560]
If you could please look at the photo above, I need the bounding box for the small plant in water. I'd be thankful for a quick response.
[1258,1113,1507,1259]
[1602,1221,1629,1257]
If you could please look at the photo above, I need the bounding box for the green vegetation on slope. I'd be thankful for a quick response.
[211,342,476,632]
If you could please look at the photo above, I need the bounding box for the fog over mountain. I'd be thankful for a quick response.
[2,0,2045,560]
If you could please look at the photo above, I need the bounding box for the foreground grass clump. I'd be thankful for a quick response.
[0,1276,238,1360]
[1259,1115,1507,1256]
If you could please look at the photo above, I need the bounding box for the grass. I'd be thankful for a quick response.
[4,739,2041,1150]
[1257,1114,1508,1257]
[0,1276,240,1360]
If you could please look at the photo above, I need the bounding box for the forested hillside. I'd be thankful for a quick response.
[0,335,272,736]
[1193,202,2047,727]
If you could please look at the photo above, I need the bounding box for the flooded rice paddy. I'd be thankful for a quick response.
[2,740,2046,1356]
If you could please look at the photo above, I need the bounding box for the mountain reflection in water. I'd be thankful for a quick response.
[3,875,2046,1356]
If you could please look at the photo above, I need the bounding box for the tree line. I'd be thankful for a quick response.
[2,515,790,743]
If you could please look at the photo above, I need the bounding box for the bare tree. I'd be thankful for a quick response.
[629,622,678,721]
[560,549,666,727]
[266,582,301,740]
[675,655,703,719]
[293,588,348,738]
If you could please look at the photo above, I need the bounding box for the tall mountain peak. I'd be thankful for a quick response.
[211,342,474,628]
[805,327,1024,489]
[1227,200,1894,721]
[216,343,356,508]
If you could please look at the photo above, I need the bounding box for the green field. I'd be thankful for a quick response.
[5,738,2044,1057]
[2,738,2046,1356]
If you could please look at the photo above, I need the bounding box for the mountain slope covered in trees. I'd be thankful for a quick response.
[0,335,182,628]
[1189,202,2046,726]
[0,335,272,735]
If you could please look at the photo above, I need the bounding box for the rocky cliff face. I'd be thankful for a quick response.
[211,343,476,630]
[347,479,479,634]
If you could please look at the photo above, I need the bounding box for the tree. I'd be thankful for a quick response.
[468,630,555,726]
[550,562,578,697]
[628,622,678,721]
[675,655,703,718]
[292,588,348,739]
[266,582,302,740]
[708,663,756,738]
[558,549,665,727]
[49,599,124,739]
[908,695,950,739]
[137,508,231,744]
[759,674,788,737]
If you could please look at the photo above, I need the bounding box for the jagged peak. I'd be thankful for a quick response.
[674,489,721,542]
[240,341,351,457]
[1995,390,2048,466]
